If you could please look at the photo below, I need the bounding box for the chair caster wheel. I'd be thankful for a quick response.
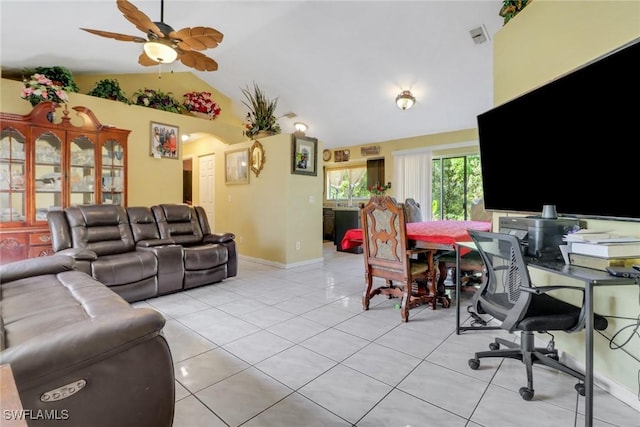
[519,387,534,401]
[468,358,480,370]
[575,383,585,396]
[489,342,500,351]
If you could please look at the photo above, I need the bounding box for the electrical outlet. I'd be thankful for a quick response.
[308,195,314,204]
[295,241,301,250]
[239,236,243,244]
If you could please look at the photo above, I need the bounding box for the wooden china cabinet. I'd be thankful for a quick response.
[0,102,130,263]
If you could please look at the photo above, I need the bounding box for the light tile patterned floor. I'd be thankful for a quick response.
[133,243,640,427]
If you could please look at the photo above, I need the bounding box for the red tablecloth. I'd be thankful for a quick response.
[340,220,492,252]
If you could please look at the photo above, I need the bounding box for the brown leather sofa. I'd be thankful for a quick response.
[47,203,237,303]
[0,255,174,427]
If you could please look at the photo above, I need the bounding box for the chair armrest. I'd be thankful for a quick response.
[56,248,98,261]
[520,285,585,295]
[203,232,235,244]
[135,238,175,248]
[0,255,75,284]
[520,285,592,333]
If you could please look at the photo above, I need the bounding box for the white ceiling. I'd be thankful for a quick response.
[0,0,504,149]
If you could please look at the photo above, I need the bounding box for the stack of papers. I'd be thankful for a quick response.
[563,230,640,244]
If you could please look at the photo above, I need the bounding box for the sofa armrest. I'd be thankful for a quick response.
[136,238,176,248]
[56,247,99,261]
[203,232,235,244]
[0,308,166,390]
[0,255,75,284]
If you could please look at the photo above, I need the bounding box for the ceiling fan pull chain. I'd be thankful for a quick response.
[158,63,162,79]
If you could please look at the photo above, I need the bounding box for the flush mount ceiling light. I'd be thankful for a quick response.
[294,122,308,134]
[395,90,416,110]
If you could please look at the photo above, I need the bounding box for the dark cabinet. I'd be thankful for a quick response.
[334,208,362,254]
[323,208,335,241]
[366,158,385,187]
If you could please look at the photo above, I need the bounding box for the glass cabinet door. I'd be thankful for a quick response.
[0,128,26,224]
[101,139,124,205]
[34,130,63,220]
[69,135,96,207]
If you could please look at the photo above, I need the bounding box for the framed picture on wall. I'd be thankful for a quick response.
[291,135,318,176]
[150,121,179,159]
[225,148,250,184]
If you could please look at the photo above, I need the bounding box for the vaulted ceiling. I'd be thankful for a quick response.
[0,1,504,149]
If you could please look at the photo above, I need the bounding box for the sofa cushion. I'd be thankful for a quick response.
[91,251,158,286]
[66,205,135,256]
[183,244,228,270]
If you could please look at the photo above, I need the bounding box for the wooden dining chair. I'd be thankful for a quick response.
[359,196,438,322]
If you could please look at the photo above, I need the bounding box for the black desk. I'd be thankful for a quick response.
[454,241,637,427]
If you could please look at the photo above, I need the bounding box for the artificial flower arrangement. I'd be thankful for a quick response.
[241,83,281,138]
[131,88,182,113]
[368,183,391,195]
[21,73,70,107]
[183,91,222,120]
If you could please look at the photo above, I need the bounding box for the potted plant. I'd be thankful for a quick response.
[183,91,221,120]
[32,66,79,93]
[241,83,281,139]
[88,79,130,103]
[21,73,70,107]
[499,0,531,24]
[131,88,183,113]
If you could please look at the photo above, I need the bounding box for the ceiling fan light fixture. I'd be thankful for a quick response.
[143,39,177,64]
[396,90,416,110]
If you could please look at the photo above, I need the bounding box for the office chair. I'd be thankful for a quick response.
[466,230,608,401]
[360,196,437,322]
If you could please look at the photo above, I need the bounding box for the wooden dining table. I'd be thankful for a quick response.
[341,220,493,307]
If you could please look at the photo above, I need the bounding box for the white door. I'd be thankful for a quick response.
[199,154,215,229]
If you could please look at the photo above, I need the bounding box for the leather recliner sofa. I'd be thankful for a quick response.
[47,203,237,303]
[0,255,175,427]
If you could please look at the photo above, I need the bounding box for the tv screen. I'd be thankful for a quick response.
[477,37,640,221]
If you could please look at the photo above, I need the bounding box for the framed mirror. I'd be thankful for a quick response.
[250,140,265,177]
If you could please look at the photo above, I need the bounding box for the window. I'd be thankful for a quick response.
[431,154,483,220]
[325,165,368,202]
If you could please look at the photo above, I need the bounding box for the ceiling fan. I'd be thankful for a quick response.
[80,0,223,72]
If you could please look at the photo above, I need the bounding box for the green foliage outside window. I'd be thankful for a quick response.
[432,155,483,220]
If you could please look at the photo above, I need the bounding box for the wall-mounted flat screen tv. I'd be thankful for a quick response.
[477,37,640,222]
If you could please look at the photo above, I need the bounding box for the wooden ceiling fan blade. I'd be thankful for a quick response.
[179,51,218,72]
[138,52,160,67]
[117,0,164,38]
[80,28,146,43]
[171,27,223,51]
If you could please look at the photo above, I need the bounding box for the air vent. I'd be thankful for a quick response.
[469,25,489,45]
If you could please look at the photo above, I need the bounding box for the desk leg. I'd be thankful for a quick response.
[585,283,594,427]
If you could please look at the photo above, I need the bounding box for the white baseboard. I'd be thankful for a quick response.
[238,254,324,269]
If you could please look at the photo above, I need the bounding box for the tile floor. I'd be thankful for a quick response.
[133,243,640,427]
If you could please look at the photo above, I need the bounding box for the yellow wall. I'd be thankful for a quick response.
[182,133,323,266]
[494,0,640,399]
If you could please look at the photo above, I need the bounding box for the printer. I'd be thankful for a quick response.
[499,216,583,260]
